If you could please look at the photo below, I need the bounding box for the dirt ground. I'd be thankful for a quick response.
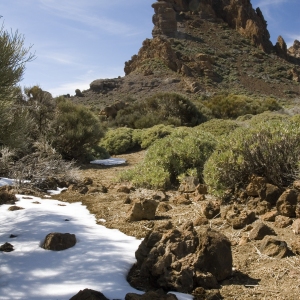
[53,151,300,300]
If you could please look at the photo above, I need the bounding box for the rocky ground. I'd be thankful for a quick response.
[43,150,300,300]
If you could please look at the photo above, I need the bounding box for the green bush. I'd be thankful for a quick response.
[136,124,175,149]
[120,129,217,189]
[203,120,300,195]
[114,92,206,129]
[247,111,289,125]
[196,119,242,137]
[99,127,135,155]
[202,93,281,119]
[50,98,104,161]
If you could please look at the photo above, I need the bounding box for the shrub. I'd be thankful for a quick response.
[203,120,300,195]
[247,111,289,125]
[201,93,281,119]
[136,124,175,149]
[119,129,217,189]
[50,98,104,161]
[114,92,206,129]
[99,127,135,155]
[196,119,242,137]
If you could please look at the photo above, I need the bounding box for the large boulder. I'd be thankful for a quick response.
[42,232,76,251]
[128,222,232,293]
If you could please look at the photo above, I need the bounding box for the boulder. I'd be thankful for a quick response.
[276,189,298,217]
[172,194,192,205]
[249,222,276,240]
[125,291,178,300]
[127,199,159,221]
[0,242,14,252]
[128,222,232,293]
[70,289,109,300]
[201,200,220,219]
[226,207,256,229]
[69,289,109,300]
[258,183,282,205]
[274,215,293,228]
[42,233,76,251]
[259,236,290,258]
[193,215,209,226]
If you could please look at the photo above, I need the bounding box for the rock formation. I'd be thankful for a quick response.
[275,35,288,59]
[152,1,177,37]
[42,232,76,251]
[128,222,232,293]
[152,0,273,53]
[288,39,300,58]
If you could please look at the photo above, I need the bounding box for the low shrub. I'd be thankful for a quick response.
[203,120,300,195]
[247,111,289,125]
[119,129,216,189]
[136,124,175,149]
[201,93,281,119]
[114,92,206,129]
[196,119,242,137]
[99,127,135,155]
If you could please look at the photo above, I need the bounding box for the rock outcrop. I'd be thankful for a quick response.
[152,1,177,37]
[275,35,288,59]
[288,39,300,58]
[155,0,273,53]
[128,222,232,293]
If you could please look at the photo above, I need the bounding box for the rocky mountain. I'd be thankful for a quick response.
[71,0,300,111]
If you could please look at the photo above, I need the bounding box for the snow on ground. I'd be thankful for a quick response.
[0,195,192,300]
[90,158,126,166]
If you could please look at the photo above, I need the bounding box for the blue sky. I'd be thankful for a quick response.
[0,0,299,96]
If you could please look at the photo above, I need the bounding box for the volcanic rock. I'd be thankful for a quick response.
[249,222,276,240]
[128,222,232,293]
[259,236,290,258]
[274,215,293,228]
[69,289,109,300]
[276,189,298,217]
[42,232,76,251]
[288,39,300,58]
[125,291,178,300]
[127,199,159,221]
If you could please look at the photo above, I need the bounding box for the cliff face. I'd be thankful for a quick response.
[150,0,272,52]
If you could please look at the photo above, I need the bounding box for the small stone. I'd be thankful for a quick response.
[8,206,24,211]
[249,222,276,240]
[274,215,293,228]
[260,210,278,222]
[201,200,220,219]
[260,236,290,258]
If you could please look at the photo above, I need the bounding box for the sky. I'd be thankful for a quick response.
[0,191,193,300]
[0,0,299,97]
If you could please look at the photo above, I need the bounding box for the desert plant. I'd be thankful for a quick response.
[196,119,242,137]
[201,93,281,119]
[50,98,104,161]
[120,128,216,189]
[99,127,135,155]
[114,92,206,129]
[203,120,300,195]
